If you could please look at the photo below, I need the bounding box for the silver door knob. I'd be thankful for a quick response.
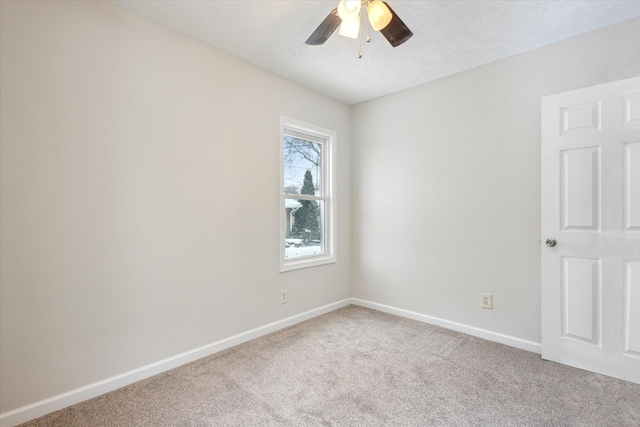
[545,238,557,247]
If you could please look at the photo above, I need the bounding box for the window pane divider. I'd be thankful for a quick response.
[284,194,326,201]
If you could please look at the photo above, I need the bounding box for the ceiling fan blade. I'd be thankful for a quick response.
[305,8,341,45]
[380,2,413,47]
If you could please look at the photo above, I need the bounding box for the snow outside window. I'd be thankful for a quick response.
[280,117,336,272]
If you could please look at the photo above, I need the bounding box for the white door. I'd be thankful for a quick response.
[541,76,640,384]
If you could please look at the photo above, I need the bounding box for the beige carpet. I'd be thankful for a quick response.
[20,306,640,426]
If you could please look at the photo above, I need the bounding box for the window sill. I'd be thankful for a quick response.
[280,254,337,272]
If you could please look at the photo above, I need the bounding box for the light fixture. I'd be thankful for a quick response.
[338,17,360,39]
[337,0,361,22]
[306,0,413,50]
[366,0,393,31]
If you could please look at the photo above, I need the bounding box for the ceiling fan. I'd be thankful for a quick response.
[306,0,413,49]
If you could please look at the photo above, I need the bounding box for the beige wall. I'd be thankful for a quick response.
[351,18,640,344]
[0,1,351,412]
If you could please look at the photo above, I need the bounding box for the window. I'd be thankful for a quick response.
[280,117,336,272]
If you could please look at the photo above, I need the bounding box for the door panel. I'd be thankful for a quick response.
[561,256,601,344]
[624,142,640,231]
[560,147,600,230]
[560,101,601,134]
[542,76,640,384]
[624,261,640,356]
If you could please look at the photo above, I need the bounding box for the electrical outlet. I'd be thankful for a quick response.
[280,289,288,304]
[481,293,493,309]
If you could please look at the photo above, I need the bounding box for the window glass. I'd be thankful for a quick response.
[284,199,325,260]
[283,136,322,195]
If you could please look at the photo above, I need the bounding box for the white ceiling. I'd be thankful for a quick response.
[113,1,640,105]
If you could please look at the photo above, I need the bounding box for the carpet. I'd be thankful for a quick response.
[19,305,640,426]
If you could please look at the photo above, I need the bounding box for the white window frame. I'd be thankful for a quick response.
[280,117,337,272]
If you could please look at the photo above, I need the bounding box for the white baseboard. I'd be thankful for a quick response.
[350,298,542,354]
[1,298,540,427]
[0,299,351,427]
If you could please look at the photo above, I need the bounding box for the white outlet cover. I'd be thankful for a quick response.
[481,293,493,309]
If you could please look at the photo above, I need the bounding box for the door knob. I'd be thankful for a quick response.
[545,238,557,247]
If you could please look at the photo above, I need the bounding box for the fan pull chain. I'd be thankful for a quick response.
[358,13,364,58]
[358,7,371,58]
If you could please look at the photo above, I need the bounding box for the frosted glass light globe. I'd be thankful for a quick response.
[337,0,361,22]
[367,0,392,31]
